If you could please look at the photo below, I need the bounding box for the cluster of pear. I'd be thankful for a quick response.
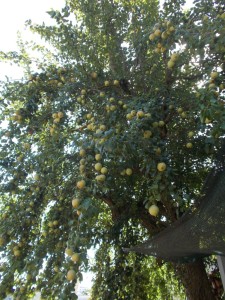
[126,110,151,120]
[77,89,87,104]
[149,20,175,54]
[76,149,108,189]
[11,109,23,124]
[52,111,64,123]
[12,243,23,257]
[65,248,80,281]
[49,111,64,135]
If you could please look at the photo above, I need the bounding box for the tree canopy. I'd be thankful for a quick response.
[0,0,224,299]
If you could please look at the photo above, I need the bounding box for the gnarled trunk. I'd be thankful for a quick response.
[176,259,216,300]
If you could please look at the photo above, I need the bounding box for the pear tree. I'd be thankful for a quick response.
[0,0,225,299]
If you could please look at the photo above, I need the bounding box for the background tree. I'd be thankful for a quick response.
[0,0,225,299]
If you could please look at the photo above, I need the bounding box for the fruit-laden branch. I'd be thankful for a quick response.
[98,193,161,233]
[135,205,165,234]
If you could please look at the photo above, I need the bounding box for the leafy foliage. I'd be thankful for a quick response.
[0,0,225,299]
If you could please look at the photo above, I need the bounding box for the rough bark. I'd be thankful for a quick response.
[175,259,216,300]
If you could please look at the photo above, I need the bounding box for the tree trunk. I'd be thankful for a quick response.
[175,259,216,300]
[138,212,216,299]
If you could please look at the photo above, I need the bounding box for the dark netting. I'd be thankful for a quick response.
[124,140,225,262]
